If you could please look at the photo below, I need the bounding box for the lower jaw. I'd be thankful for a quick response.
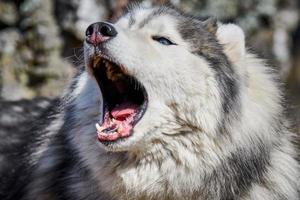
[96,102,140,142]
[97,134,132,146]
[98,132,132,143]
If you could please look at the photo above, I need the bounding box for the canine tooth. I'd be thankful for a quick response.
[95,123,104,132]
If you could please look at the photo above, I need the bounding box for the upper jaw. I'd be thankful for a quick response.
[84,47,148,145]
[84,41,112,68]
[85,45,116,71]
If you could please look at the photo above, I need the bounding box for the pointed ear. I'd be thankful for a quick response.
[202,17,218,35]
[216,24,246,63]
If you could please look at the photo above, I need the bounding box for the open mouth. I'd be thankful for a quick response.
[90,55,148,143]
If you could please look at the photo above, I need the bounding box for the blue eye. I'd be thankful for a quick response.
[152,36,176,45]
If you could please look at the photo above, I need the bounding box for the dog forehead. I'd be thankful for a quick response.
[132,7,155,26]
[116,7,154,28]
[117,7,180,31]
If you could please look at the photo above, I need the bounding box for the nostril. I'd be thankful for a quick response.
[100,23,117,37]
[100,25,111,37]
[85,25,94,37]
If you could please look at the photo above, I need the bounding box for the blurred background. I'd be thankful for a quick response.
[0,0,299,136]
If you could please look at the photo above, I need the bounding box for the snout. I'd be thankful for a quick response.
[85,22,118,46]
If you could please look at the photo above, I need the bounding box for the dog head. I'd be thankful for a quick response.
[81,6,244,152]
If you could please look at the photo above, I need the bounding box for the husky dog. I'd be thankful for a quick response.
[1,6,299,200]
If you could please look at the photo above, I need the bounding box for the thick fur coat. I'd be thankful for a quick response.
[1,6,299,200]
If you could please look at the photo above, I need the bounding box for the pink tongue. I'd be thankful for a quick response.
[97,103,138,142]
[111,103,138,119]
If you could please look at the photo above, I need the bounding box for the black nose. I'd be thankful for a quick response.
[85,22,118,45]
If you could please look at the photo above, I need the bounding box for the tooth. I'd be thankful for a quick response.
[95,123,104,132]
[118,124,123,132]
[93,57,100,68]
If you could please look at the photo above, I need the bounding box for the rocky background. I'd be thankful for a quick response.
[0,0,300,135]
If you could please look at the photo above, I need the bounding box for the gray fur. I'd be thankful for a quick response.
[1,6,299,200]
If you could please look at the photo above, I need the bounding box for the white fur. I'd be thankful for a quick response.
[67,7,300,200]
[217,23,246,63]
